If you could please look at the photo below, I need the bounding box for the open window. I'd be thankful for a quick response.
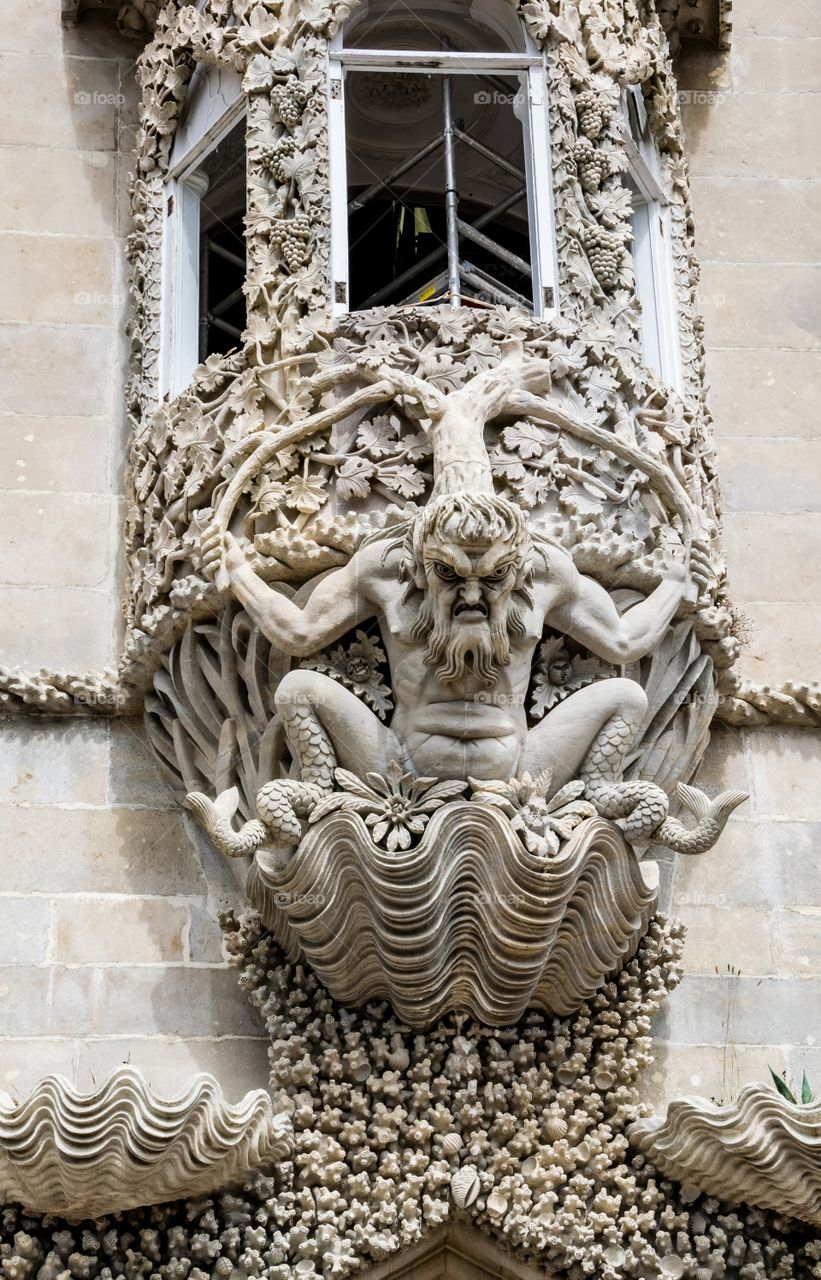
[162,63,246,398]
[328,0,557,316]
[622,86,683,391]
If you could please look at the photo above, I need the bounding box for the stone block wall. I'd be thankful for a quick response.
[0,3,135,671]
[0,0,819,1110]
[0,716,268,1100]
[647,0,821,1107]
[680,0,821,687]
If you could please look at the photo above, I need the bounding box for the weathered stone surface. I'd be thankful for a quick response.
[673,817,821,909]
[734,35,821,93]
[0,0,61,54]
[723,513,821,602]
[0,324,116,416]
[53,896,188,964]
[733,0,821,39]
[700,264,821,350]
[718,439,821,513]
[0,233,116,325]
[0,147,117,236]
[644,1042,787,1112]
[0,585,115,669]
[682,95,821,178]
[676,904,775,975]
[692,178,821,264]
[0,718,109,805]
[691,723,750,793]
[772,907,821,976]
[0,415,111,492]
[72,1035,272,1099]
[733,601,821,686]
[0,491,115,587]
[109,719,182,809]
[0,967,96,1038]
[706,348,821,439]
[0,806,206,894]
[655,975,821,1046]
[0,52,121,150]
[0,898,50,965]
[744,728,821,820]
[95,967,262,1037]
[187,902,231,964]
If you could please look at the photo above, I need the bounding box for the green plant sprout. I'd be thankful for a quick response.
[769,1066,814,1105]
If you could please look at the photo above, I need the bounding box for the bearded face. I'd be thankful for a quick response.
[410,532,530,687]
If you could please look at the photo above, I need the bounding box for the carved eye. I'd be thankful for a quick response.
[434,562,458,581]
[490,563,512,579]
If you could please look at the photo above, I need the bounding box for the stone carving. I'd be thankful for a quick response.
[0,1067,290,1218]
[184,345,744,880]
[630,1084,821,1229]
[62,0,160,38]
[240,809,658,1026]
[716,676,821,728]
[659,0,733,57]
[2,928,819,1279]
[0,665,140,716]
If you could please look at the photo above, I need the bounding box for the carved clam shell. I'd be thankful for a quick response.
[248,805,657,1027]
[629,1084,821,1228]
[0,1067,291,1218]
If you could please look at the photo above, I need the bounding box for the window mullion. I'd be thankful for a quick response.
[328,56,349,316]
[524,62,558,316]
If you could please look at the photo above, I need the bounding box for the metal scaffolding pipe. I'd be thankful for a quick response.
[441,76,461,307]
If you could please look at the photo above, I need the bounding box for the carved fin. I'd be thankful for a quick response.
[184,787,266,858]
[674,781,711,820]
[659,785,748,855]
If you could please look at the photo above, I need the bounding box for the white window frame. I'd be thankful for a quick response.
[622,86,683,393]
[327,28,558,319]
[161,63,245,399]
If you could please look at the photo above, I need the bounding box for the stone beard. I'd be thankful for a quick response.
[405,493,534,688]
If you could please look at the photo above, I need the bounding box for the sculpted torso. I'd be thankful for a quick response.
[204,492,701,786]
[367,538,568,780]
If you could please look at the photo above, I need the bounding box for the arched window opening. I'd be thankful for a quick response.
[162,64,246,398]
[622,86,683,391]
[329,0,557,316]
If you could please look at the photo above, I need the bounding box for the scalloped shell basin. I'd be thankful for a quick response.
[630,1084,821,1229]
[248,804,659,1027]
[0,1068,289,1219]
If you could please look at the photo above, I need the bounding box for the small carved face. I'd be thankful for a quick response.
[423,538,522,625]
[548,658,572,686]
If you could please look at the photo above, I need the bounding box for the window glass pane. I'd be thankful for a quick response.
[187,118,247,360]
[345,71,531,310]
[344,0,524,52]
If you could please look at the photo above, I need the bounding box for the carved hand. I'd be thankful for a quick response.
[669,537,713,604]
[200,522,246,585]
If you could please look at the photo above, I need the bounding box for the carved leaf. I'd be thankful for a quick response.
[336,456,375,501]
[502,421,549,460]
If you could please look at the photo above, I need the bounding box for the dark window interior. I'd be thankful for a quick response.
[194,119,247,359]
[345,71,533,311]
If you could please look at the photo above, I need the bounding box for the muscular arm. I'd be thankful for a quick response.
[548,547,704,664]
[208,531,379,657]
